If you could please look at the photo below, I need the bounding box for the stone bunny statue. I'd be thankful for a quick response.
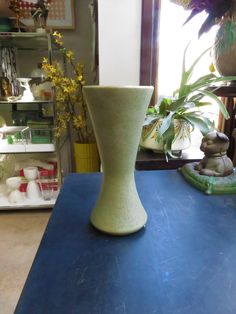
[194,131,233,177]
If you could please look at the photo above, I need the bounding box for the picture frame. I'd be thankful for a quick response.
[20,0,75,30]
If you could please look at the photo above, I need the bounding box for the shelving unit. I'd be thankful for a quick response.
[0,193,57,210]
[0,32,70,210]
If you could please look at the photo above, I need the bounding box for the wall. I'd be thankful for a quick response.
[61,0,97,85]
[98,0,142,86]
[18,0,142,87]
[18,1,95,84]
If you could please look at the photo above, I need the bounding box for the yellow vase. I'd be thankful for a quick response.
[74,142,100,173]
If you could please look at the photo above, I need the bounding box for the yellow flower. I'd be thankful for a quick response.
[73,115,85,129]
[53,31,63,46]
[66,50,74,60]
[42,57,48,64]
[53,31,63,39]
[209,62,215,73]
[55,38,63,46]
[41,32,93,143]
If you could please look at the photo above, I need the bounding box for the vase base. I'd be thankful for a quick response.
[89,178,148,236]
[90,216,147,236]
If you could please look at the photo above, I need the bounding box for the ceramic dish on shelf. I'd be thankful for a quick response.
[6,176,24,204]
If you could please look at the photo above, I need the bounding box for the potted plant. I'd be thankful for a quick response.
[140,43,236,158]
[170,0,236,75]
[42,31,99,173]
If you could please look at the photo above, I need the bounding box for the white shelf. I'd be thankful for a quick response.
[0,193,56,210]
[0,126,26,133]
[0,140,55,153]
[0,100,53,104]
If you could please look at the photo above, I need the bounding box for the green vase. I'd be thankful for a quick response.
[83,86,153,235]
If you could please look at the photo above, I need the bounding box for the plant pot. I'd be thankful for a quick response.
[83,86,153,235]
[140,118,191,153]
[213,18,236,76]
[74,142,100,173]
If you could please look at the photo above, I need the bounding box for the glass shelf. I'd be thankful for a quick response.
[0,32,57,50]
[0,100,53,104]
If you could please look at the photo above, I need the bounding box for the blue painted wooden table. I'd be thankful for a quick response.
[15,170,236,314]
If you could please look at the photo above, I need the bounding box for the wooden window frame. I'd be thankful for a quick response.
[140,0,161,106]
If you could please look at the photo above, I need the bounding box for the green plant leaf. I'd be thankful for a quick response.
[143,117,158,126]
[168,97,186,112]
[195,89,229,119]
[159,111,175,136]
[147,107,157,115]
[193,101,211,107]
[179,42,191,93]
[181,101,195,109]
[188,93,205,102]
[179,45,211,97]
[191,73,216,85]
[190,73,217,91]
[189,75,236,93]
[162,121,176,157]
[209,76,236,85]
[186,46,211,81]
[158,98,172,115]
[183,114,214,135]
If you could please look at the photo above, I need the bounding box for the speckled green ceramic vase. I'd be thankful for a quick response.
[83,86,154,235]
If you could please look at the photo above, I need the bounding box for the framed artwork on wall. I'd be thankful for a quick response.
[20,0,75,30]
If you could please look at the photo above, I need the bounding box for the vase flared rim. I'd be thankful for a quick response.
[83,85,154,90]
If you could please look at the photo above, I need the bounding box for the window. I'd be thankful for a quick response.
[158,1,218,97]
[140,0,221,149]
[158,2,220,147]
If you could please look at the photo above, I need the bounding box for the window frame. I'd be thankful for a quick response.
[140,0,160,106]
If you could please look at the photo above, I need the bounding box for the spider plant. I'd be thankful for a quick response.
[143,43,236,158]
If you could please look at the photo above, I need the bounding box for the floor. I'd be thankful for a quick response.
[0,210,51,314]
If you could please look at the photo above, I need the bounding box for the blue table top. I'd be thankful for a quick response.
[15,170,236,314]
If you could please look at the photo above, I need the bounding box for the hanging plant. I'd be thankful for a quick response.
[170,0,234,37]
